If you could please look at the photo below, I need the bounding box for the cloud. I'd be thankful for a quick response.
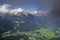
[0,4,11,13]
[31,11,48,16]
[10,8,24,15]
[0,4,48,16]
[0,4,25,15]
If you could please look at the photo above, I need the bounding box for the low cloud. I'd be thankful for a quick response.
[0,4,11,13]
[0,4,25,15]
[0,4,48,16]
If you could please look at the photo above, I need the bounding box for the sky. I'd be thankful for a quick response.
[0,0,54,11]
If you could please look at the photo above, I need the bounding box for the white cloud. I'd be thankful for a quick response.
[0,4,24,15]
[32,11,37,14]
[0,4,11,13]
[31,11,48,16]
[10,8,24,15]
[0,4,48,16]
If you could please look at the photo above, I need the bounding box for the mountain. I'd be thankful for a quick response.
[0,10,48,32]
[0,6,49,35]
